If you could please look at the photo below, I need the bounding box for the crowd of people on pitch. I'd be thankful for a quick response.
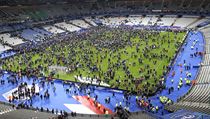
[1,26,186,96]
[0,26,203,118]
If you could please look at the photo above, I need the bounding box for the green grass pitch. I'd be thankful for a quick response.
[1,28,185,94]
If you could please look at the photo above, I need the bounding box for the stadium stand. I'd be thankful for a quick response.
[165,101,210,115]
[0,109,57,119]
[187,18,209,28]
[199,24,210,32]
[181,84,210,103]
[157,16,177,26]
[32,28,53,36]
[43,25,65,34]
[0,33,25,46]
[173,17,198,28]
[21,29,44,42]
[196,67,210,83]
[128,111,155,119]
[0,44,12,53]
[141,16,158,26]
[0,25,13,33]
[54,22,81,32]
[201,27,210,54]
[84,18,98,26]
[100,17,127,27]
[140,16,151,26]
[124,16,143,26]
[0,0,210,118]
[203,54,210,65]
[147,16,159,26]
[69,20,91,29]
[0,104,15,115]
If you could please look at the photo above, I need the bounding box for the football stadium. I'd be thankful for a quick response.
[0,0,210,119]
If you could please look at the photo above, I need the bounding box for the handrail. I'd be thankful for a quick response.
[0,100,116,118]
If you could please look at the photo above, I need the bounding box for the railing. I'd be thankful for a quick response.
[130,110,163,119]
[0,100,164,119]
[0,100,117,119]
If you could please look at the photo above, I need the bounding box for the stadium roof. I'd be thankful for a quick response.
[1,0,96,6]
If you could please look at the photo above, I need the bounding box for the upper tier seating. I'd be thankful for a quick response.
[54,22,81,32]
[173,17,198,28]
[84,18,98,26]
[187,19,209,28]
[0,33,25,46]
[69,20,91,29]
[43,25,65,34]
[0,44,12,53]
[33,28,53,36]
[141,16,158,26]
[98,17,126,26]
[21,29,48,42]
[124,16,143,26]
[156,17,176,26]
